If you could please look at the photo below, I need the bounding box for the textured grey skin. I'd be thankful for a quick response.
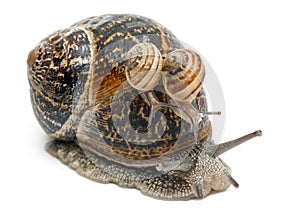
[46,139,233,200]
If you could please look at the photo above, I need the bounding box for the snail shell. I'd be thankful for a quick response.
[26,14,260,201]
[125,43,163,91]
[162,49,205,102]
[28,14,205,168]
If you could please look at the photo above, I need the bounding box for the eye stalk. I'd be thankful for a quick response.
[212,130,262,157]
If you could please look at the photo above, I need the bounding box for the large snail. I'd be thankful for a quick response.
[27,14,262,200]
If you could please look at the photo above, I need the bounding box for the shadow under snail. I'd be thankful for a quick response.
[27,14,262,200]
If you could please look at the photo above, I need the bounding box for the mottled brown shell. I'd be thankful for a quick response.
[28,14,211,167]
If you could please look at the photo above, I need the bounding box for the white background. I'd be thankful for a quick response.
[1,0,299,213]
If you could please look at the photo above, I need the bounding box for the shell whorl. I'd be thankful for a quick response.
[125,43,163,91]
[162,49,205,102]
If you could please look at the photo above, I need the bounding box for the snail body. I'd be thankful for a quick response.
[27,14,261,200]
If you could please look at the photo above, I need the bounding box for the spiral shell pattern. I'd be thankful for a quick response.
[125,43,163,91]
[162,49,205,102]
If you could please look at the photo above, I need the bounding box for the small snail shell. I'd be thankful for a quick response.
[125,43,163,91]
[162,49,205,102]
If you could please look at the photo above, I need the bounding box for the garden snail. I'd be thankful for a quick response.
[27,14,262,200]
[162,49,221,136]
[125,42,163,128]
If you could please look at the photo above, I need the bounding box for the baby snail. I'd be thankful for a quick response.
[126,44,220,138]
[28,14,262,200]
[125,43,164,128]
[162,49,221,138]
